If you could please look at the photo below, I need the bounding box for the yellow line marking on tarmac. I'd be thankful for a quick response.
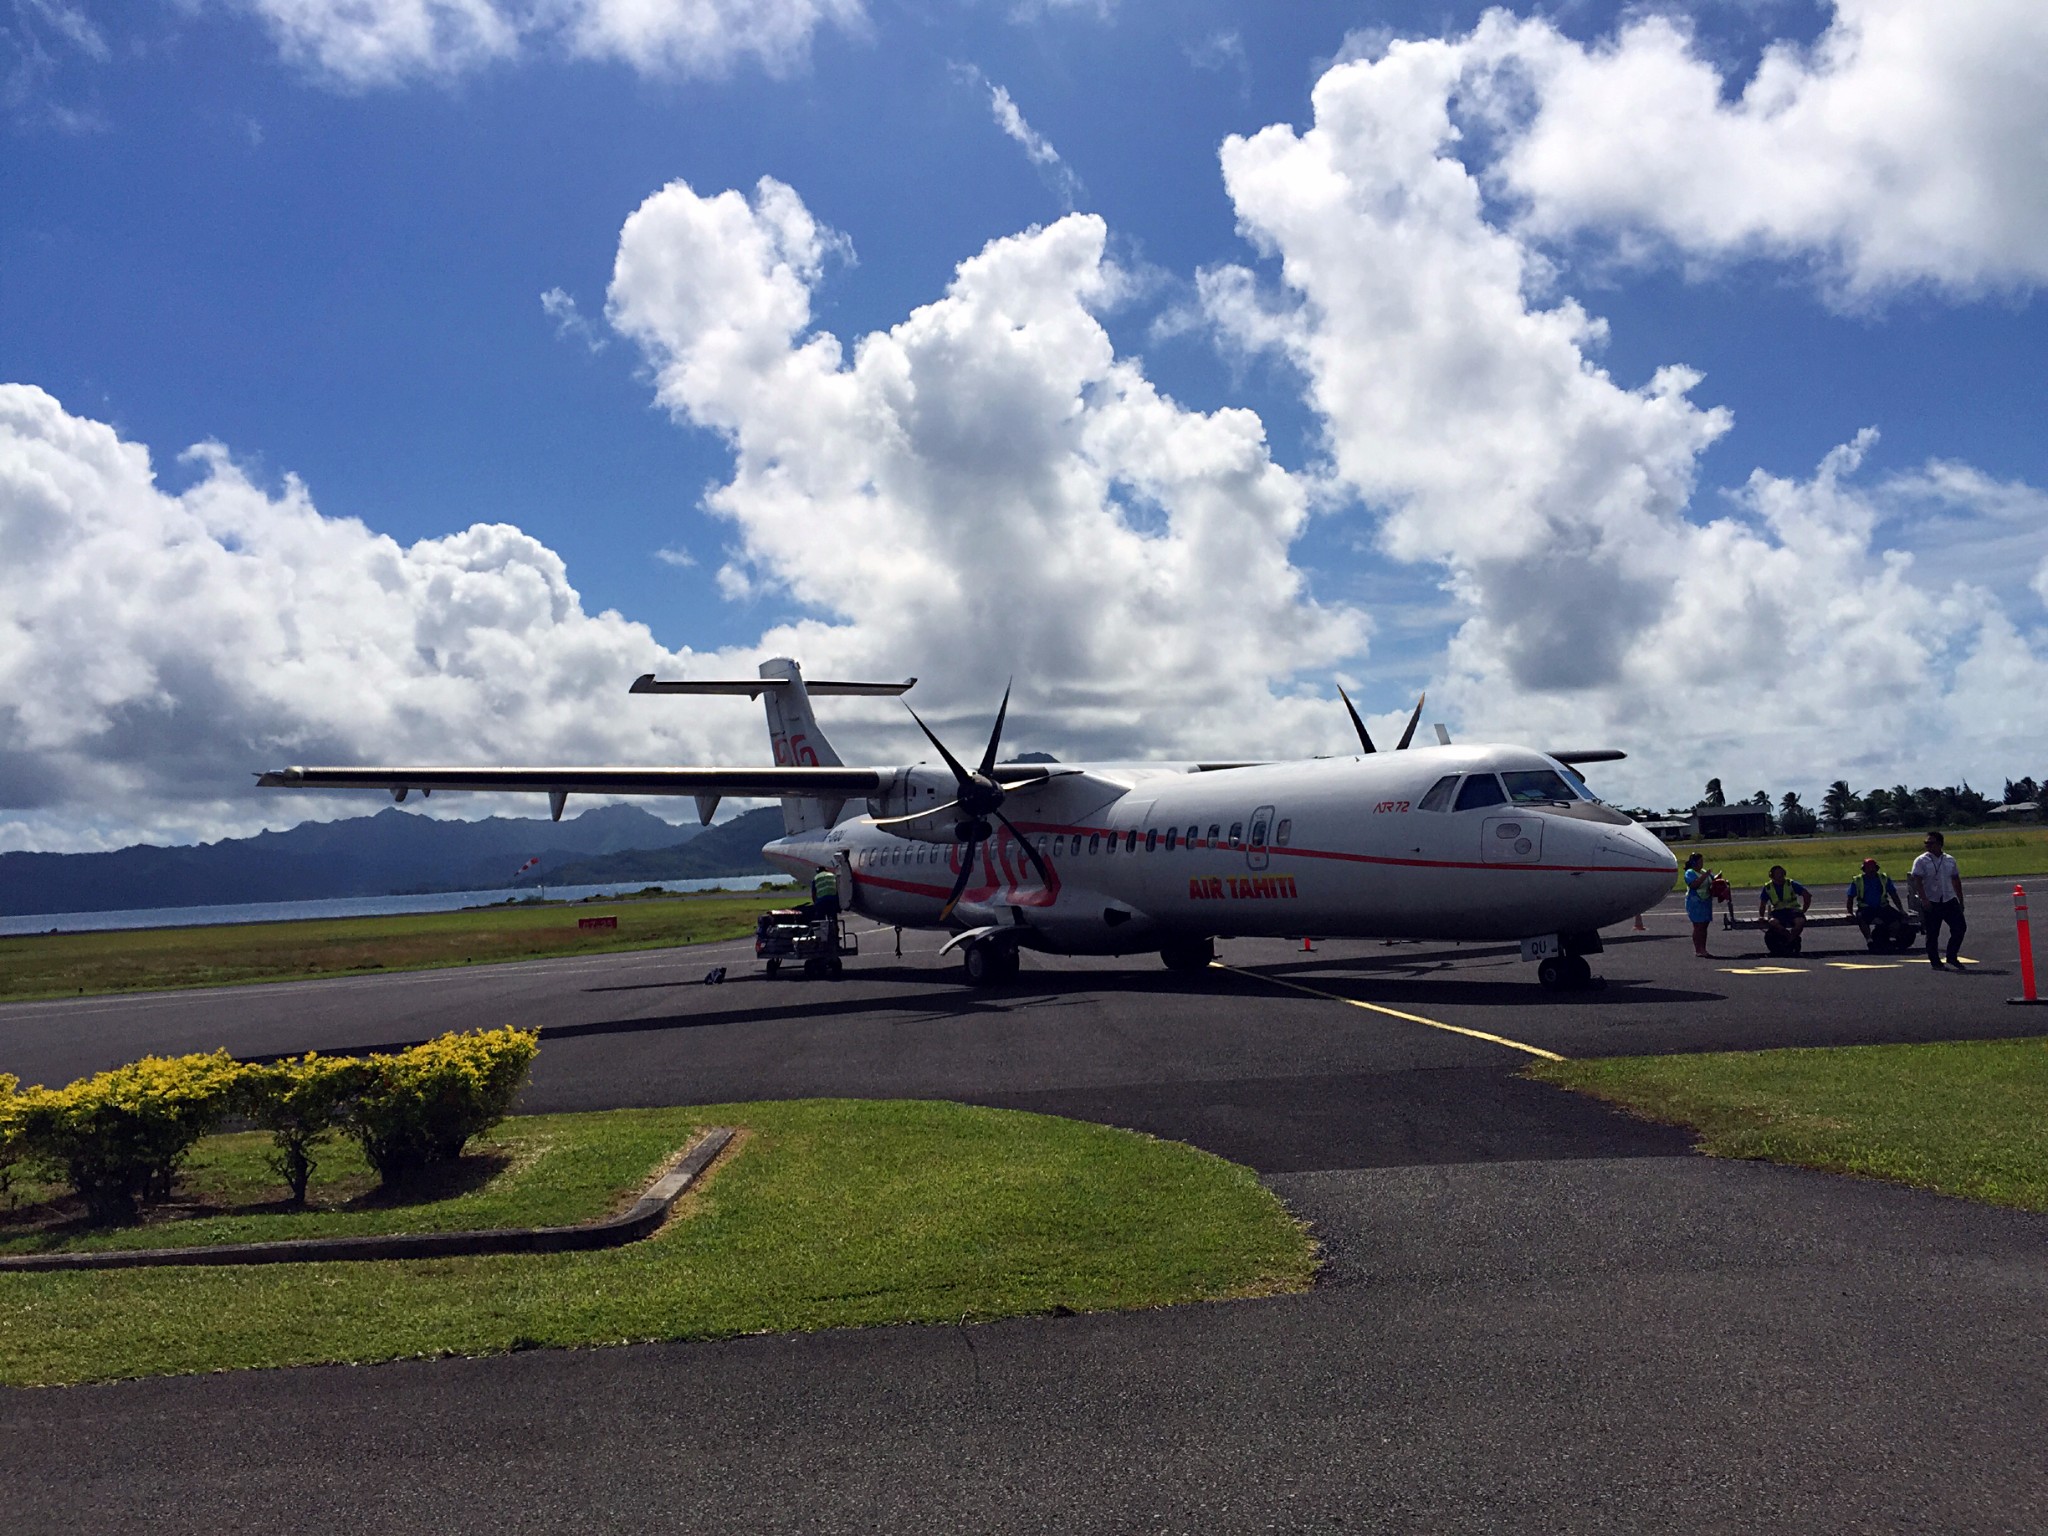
[1827,961,1911,970]
[1213,962,1566,1062]
[1720,966,1805,975]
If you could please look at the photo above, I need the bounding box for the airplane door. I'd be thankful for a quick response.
[1482,815,1543,864]
[1246,805,1276,871]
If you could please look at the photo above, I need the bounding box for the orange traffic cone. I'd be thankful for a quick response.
[1634,913,1647,932]
[1301,936,1314,952]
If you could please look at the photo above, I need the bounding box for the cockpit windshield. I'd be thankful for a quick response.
[1501,768,1583,805]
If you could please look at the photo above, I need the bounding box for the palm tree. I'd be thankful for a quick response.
[1703,778,1726,807]
[1822,780,1856,830]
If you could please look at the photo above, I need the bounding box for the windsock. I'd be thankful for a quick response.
[513,856,541,880]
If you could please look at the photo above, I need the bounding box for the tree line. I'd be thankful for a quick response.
[1622,776,2043,838]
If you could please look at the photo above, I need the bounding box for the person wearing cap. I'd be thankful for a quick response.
[1845,857,1907,948]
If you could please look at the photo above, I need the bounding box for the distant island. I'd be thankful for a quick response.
[0,804,783,918]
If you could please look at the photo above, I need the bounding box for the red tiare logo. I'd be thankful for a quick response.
[1190,875,1298,900]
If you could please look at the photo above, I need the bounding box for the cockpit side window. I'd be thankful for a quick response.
[1453,773,1508,811]
[1416,775,1459,813]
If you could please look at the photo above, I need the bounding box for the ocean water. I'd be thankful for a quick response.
[0,875,795,937]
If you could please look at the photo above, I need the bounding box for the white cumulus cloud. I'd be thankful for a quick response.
[236,0,861,88]
[1206,33,2048,803]
[1460,0,2048,300]
[0,384,767,850]
[604,175,1369,759]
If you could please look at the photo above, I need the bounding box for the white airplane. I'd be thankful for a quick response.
[259,658,1676,989]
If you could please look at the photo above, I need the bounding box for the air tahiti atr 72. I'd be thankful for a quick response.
[259,659,1677,989]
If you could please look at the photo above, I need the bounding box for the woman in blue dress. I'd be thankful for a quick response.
[1682,851,1716,957]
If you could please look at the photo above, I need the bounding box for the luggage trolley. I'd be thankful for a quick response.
[754,908,859,979]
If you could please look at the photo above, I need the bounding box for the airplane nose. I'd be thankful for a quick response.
[1598,826,1678,873]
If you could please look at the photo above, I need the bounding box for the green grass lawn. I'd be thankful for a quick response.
[0,889,787,1003]
[0,1111,693,1256]
[1531,1037,2048,1209]
[1672,825,2048,893]
[0,1100,1315,1387]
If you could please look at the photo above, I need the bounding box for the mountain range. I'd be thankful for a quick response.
[0,804,784,917]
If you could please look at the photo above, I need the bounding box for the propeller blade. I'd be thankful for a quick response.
[976,681,1014,779]
[938,837,979,922]
[1336,685,1376,754]
[903,703,973,787]
[874,799,963,829]
[1395,692,1426,750]
[996,811,1052,886]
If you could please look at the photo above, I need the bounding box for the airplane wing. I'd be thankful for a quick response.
[256,765,887,797]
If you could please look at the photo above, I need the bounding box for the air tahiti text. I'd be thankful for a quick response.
[1189,875,1299,900]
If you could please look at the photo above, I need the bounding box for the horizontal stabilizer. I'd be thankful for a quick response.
[630,675,916,698]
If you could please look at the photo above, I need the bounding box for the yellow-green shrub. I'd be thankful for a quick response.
[10,1052,243,1223]
[235,1054,371,1205]
[345,1028,538,1184]
[0,1073,20,1207]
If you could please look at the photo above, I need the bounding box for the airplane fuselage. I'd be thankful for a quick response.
[765,744,1676,955]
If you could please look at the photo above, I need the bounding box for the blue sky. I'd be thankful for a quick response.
[3,0,2046,848]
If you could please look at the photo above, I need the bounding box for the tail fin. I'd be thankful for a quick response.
[759,658,842,835]
[629,661,914,837]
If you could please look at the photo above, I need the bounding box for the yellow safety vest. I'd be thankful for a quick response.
[1764,879,1803,912]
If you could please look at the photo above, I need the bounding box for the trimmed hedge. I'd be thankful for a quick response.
[8,1053,242,1223]
[344,1029,539,1184]
[4,1029,539,1223]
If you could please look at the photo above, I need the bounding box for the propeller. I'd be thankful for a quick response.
[1337,686,1427,753]
[1395,691,1426,751]
[894,684,1055,920]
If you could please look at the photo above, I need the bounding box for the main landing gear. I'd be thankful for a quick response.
[962,937,1020,986]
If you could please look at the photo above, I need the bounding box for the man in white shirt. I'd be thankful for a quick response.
[1909,831,1966,970]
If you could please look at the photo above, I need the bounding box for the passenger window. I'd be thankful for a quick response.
[1089,834,1100,854]
[1053,835,1065,857]
[1207,824,1221,844]
[1417,775,1459,812]
[1036,837,1049,856]
[1228,822,1243,847]
[1164,829,1177,851]
[1187,825,1200,846]
[1453,774,1509,811]
[1106,831,1117,855]
[1275,819,1291,846]
[1250,818,1268,847]
[1145,829,1158,852]
[1126,830,1138,852]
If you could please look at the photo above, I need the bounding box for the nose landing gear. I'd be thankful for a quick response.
[1533,931,1605,992]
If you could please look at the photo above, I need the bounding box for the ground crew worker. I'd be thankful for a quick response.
[810,863,840,919]
[1909,830,1966,970]
[1845,857,1907,947]
[1758,865,1811,944]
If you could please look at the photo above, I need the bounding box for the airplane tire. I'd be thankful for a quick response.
[1564,954,1593,989]
[1537,957,1564,991]
[1159,937,1215,973]
[963,941,998,987]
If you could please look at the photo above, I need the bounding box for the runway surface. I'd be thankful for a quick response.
[5,876,2047,1531]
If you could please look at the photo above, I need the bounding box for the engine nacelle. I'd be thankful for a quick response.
[866,766,968,841]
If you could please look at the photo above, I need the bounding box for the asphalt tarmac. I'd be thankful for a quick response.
[5,876,2046,1531]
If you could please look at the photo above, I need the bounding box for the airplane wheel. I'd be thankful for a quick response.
[1159,937,1215,973]
[995,945,1020,981]
[1537,957,1564,991]
[1564,954,1593,989]
[963,941,997,987]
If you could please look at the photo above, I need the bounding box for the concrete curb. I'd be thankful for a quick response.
[0,1127,735,1274]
